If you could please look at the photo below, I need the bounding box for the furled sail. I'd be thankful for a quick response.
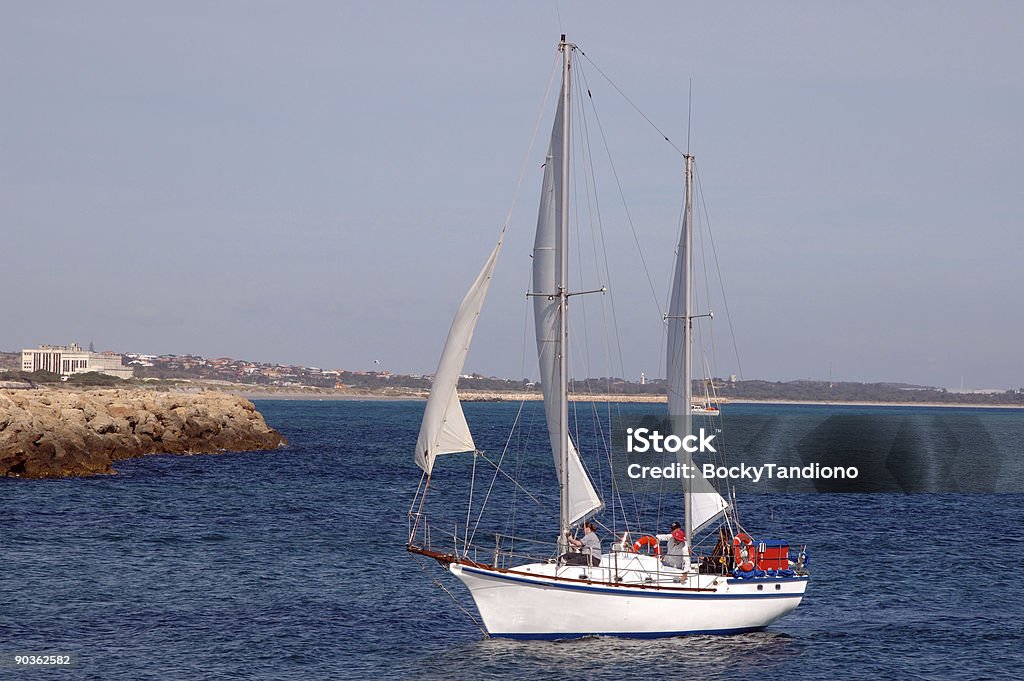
[667,157,729,534]
[414,237,502,475]
[532,82,603,525]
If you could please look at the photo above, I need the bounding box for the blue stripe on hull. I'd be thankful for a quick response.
[491,626,766,640]
[462,566,806,599]
[725,576,809,584]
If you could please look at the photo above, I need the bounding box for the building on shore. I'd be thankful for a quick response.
[21,343,135,380]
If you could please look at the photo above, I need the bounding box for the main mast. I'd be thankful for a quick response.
[557,34,572,551]
[682,153,694,556]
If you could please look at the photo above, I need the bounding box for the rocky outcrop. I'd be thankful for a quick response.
[0,389,286,479]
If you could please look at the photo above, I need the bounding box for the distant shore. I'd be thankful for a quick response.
[223,385,1024,409]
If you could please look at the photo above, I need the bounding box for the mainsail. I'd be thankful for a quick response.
[414,237,503,475]
[667,155,729,535]
[532,77,603,526]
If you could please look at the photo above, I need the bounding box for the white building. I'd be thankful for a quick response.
[21,343,135,380]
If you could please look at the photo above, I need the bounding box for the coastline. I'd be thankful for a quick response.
[1,388,286,479]
[225,385,1024,409]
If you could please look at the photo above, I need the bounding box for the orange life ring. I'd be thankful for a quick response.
[733,532,755,571]
[632,535,662,556]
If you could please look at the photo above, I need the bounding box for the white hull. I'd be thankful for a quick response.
[449,555,807,639]
[452,552,802,639]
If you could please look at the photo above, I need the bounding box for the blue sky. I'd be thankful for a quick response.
[2,2,1021,389]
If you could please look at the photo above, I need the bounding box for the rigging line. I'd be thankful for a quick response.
[574,63,632,531]
[507,387,543,549]
[464,451,478,558]
[576,59,651,534]
[566,333,606,506]
[577,50,687,159]
[412,556,488,637]
[468,400,540,547]
[571,93,612,495]
[408,469,427,516]
[492,531,561,546]
[695,167,745,381]
[575,61,665,320]
[496,52,562,243]
[505,227,541,543]
[519,232,533,389]
[570,68,596,397]
[573,68,622,396]
[575,63,626,527]
[501,265,533,553]
[506,408,534,557]
[575,59,627,475]
[693,177,723,390]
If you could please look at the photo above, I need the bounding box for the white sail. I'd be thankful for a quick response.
[689,477,730,533]
[532,80,603,525]
[667,156,729,535]
[562,437,603,524]
[414,237,502,475]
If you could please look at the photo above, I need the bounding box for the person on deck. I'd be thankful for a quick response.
[656,521,691,571]
[561,522,602,566]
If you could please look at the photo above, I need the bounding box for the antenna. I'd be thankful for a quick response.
[686,79,693,154]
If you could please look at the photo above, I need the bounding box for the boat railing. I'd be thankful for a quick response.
[407,512,556,567]
[410,513,808,579]
[489,532,558,569]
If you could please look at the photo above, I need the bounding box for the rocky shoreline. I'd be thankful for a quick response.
[0,389,286,479]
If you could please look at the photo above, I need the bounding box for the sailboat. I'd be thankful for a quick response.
[692,340,722,416]
[408,36,808,639]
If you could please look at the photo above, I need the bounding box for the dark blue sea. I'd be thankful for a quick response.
[3,400,1022,680]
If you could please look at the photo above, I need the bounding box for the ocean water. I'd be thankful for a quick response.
[2,400,1022,680]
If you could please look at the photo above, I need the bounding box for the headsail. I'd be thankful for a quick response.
[667,155,729,535]
[532,75,603,526]
[414,236,503,475]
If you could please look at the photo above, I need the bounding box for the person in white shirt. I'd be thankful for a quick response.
[562,522,602,566]
[656,521,690,571]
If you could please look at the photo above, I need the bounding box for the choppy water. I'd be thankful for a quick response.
[2,400,1021,679]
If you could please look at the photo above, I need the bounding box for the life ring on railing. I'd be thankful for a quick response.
[732,532,756,572]
[632,535,662,556]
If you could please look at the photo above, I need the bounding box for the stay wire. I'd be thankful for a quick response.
[577,49,688,160]
[575,60,640,535]
[695,167,745,381]
[499,53,562,235]
[575,61,665,319]
[570,64,619,525]
[412,556,488,637]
